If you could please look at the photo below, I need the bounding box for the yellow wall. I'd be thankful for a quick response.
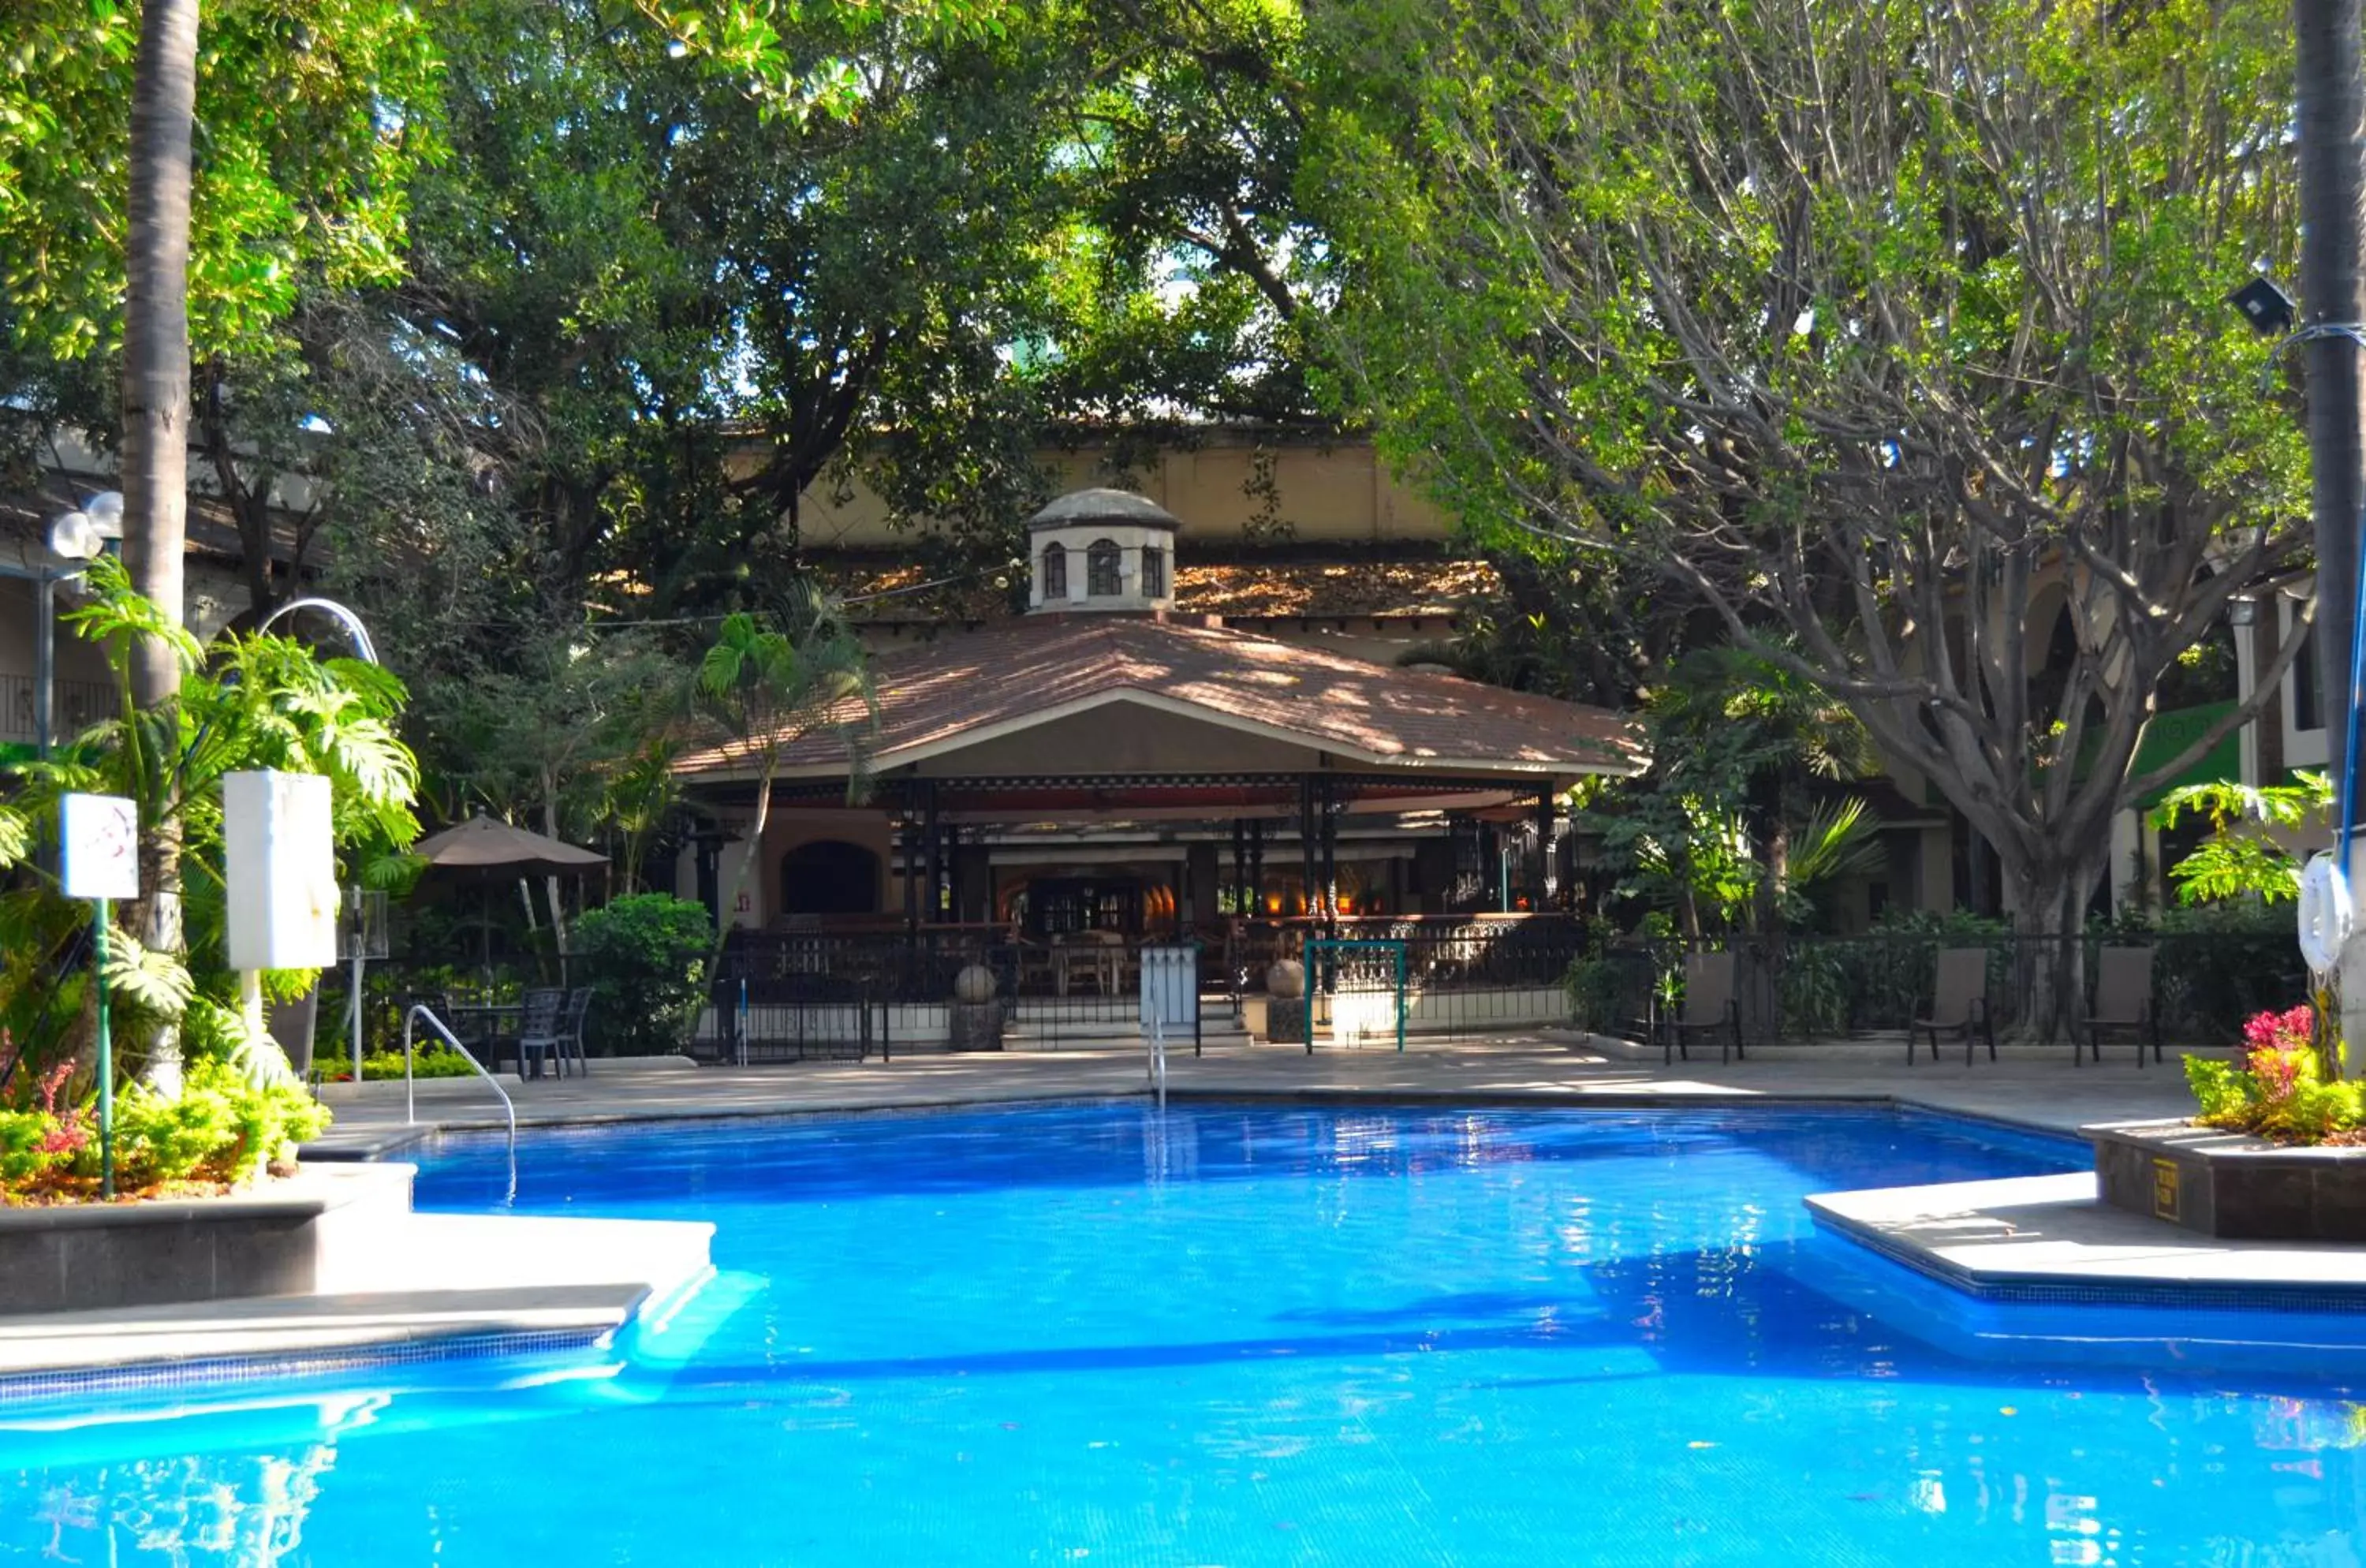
[791,434,1449,548]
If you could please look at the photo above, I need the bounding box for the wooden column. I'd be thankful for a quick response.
[1248,819,1266,912]
[1232,818,1248,917]
[1319,777,1339,931]
[1298,777,1318,923]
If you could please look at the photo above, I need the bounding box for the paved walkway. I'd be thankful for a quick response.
[303,1032,2209,1155]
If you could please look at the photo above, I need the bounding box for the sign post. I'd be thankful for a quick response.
[60,793,139,1199]
[222,772,339,1078]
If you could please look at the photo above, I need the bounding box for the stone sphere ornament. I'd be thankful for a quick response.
[1266,959,1306,1000]
[953,964,998,1004]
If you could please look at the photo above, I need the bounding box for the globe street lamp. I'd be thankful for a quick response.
[0,491,124,760]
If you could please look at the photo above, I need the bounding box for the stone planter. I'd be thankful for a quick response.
[2089,1119,2366,1241]
[1266,997,1308,1044]
[948,1000,1004,1051]
[0,1163,414,1316]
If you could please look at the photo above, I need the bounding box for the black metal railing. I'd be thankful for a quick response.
[0,673,115,744]
[1570,928,2308,1049]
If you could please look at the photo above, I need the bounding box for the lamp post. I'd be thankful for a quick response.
[4,492,125,760]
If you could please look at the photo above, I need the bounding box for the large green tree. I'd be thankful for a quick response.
[1317,0,2312,1030]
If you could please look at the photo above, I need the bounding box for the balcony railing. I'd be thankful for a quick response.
[0,673,116,744]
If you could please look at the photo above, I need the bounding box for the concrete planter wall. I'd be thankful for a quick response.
[2090,1120,2366,1241]
[0,1163,414,1316]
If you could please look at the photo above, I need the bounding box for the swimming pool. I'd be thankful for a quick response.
[3,1100,2363,1565]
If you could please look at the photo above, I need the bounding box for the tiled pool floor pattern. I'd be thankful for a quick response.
[6,1103,2364,1566]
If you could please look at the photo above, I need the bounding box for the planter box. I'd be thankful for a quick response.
[2089,1120,2366,1241]
[0,1163,413,1316]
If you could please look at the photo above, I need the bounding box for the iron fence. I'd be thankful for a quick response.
[0,673,114,745]
[1572,928,2308,1049]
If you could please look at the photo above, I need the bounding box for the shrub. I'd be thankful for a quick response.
[569,894,712,1056]
[2184,1006,2366,1146]
[2,1057,329,1200]
[352,1045,481,1081]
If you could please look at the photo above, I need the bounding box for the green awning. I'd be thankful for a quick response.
[2128,700,2241,812]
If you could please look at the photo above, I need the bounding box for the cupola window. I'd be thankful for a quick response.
[1041,541,1067,599]
[1087,538,1123,597]
[1140,545,1166,599]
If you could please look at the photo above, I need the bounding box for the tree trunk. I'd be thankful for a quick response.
[121,0,200,1096]
[542,768,569,968]
[2004,851,2107,1044]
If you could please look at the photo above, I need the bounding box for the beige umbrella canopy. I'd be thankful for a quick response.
[412,816,608,978]
[413,815,608,878]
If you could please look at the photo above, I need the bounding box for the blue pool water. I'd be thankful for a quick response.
[4,1101,2365,1566]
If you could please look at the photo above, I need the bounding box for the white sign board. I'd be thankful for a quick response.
[59,793,140,901]
[223,771,340,970]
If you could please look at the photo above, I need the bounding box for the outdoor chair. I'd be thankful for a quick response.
[1910,948,1995,1066]
[2080,946,2163,1067]
[558,986,594,1077]
[1054,931,1123,997]
[1663,950,1745,1065]
[512,987,568,1081]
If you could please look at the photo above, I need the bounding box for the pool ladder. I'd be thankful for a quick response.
[403,1003,519,1204]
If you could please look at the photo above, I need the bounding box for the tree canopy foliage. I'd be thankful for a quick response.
[1312,0,2308,1022]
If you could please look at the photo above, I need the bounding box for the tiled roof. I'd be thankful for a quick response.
[677,614,1643,779]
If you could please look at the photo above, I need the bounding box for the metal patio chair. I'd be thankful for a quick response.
[1663,950,1745,1065]
[1910,948,1995,1066]
[2080,946,2163,1067]
[512,987,568,1081]
[557,986,594,1077]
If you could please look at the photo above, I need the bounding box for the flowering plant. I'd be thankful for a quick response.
[2186,1005,2366,1144]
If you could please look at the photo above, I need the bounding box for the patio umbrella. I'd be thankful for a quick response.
[412,816,608,980]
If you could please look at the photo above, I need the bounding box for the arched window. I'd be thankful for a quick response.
[1140,545,1166,599]
[780,840,882,916]
[1086,538,1123,596]
[1039,542,1067,601]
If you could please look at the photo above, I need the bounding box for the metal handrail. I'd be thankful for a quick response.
[403,1003,517,1204]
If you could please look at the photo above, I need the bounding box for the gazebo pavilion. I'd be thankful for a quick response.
[671,489,1644,1051]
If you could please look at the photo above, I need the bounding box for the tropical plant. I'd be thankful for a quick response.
[692,590,877,972]
[0,561,420,1098]
[2150,773,2332,905]
[1577,644,1879,936]
[2186,1006,2366,1145]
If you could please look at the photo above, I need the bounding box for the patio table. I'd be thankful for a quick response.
[442,1002,529,1077]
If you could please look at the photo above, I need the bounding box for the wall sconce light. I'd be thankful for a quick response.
[2228,596,2258,628]
[2229,277,2297,337]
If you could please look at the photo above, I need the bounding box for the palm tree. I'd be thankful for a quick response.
[693,588,877,976]
[120,0,200,1089]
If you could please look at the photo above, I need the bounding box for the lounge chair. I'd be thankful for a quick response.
[1910,948,1995,1066]
[1663,950,1745,1064]
[2080,946,2162,1067]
